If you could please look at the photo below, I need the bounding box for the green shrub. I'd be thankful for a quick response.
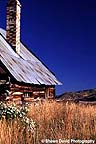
[0,102,36,132]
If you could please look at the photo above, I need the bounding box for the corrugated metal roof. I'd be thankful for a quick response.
[0,28,62,85]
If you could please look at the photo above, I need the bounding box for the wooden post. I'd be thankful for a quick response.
[45,87,49,99]
[45,86,55,99]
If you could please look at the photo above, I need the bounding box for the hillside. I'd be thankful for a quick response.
[56,88,96,102]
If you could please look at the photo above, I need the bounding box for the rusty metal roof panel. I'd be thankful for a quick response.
[0,28,62,85]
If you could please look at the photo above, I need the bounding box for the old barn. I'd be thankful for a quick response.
[0,0,61,101]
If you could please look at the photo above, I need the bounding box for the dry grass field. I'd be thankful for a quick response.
[0,100,96,144]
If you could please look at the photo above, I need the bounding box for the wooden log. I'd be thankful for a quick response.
[10,84,45,91]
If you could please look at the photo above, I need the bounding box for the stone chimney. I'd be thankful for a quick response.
[6,0,21,55]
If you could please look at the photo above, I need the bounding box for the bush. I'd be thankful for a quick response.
[0,102,36,132]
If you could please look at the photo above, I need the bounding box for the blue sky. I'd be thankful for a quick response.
[0,0,96,95]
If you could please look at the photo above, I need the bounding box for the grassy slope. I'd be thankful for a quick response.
[57,88,96,101]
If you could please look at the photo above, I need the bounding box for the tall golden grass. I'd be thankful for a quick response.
[0,100,96,143]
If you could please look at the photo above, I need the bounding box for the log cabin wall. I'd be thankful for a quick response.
[10,83,55,99]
